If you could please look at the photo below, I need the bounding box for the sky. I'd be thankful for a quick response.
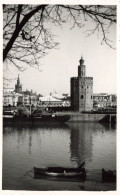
[4,8,116,96]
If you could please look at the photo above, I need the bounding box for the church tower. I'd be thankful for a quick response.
[71,56,93,112]
[15,75,22,93]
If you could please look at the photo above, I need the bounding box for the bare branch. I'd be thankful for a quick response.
[16,5,23,28]
[3,4,116,76]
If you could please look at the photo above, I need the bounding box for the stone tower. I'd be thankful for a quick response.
[15,75,22,93]
[71,56,93,112]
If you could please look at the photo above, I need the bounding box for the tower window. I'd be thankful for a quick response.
[91,95,92,99]
[81,95,84,99]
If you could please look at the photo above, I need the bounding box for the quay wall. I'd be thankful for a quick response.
[69,113,106,122]
[56,112,116,122]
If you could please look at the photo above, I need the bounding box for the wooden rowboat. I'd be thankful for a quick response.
[34,162,86,178]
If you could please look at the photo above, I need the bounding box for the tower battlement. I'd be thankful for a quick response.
[71,77,78,80]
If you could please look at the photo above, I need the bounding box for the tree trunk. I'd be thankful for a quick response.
[3,4,47,62]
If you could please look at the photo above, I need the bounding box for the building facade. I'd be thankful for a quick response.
[71,57,93,112]
[38,95,70,108]
[93,93,117,108]
[3,80,14,93]
[3,92,20,106]
[15,75,22,93]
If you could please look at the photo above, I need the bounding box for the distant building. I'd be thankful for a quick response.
[38,95,70,108]
[71,56,93,112]
[17,94,38,107]
[15,75,22,93]
[3,80,14,93]
[3,92,20,106]
[50,92,69,100]
[93,93,117,108]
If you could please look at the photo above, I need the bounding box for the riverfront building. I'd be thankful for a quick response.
[3,80,14,93]
[71,57,93,112]
[93,93,117,108]
[38,95,70,108]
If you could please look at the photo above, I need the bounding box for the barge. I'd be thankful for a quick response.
[3,111,70,124]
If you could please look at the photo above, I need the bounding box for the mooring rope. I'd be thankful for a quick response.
[24,168,34,176]
[19,168,34,179]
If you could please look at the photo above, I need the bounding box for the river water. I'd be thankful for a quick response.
[2,122,116,191]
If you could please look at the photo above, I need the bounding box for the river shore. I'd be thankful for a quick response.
[56,111,116,123]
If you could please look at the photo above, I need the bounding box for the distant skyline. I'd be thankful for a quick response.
[4,13,116,96]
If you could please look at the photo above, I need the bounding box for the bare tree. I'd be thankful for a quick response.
[3,4,116,71]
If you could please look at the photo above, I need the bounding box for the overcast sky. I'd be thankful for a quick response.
[5,11,116,96]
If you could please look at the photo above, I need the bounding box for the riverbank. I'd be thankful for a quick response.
[56,111,116,123]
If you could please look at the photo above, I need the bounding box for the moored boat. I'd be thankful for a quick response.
[34,162,86,178]
[3,111,15,123]
[102,168,116,182]
[3,113,70,124]
[3,110,15,118]
[31,114,70,123]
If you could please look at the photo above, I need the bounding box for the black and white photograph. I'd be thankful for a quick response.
[1,0,119,193]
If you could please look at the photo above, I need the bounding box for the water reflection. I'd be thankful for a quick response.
[69,123,93,165]
[3,122,116,166]
[3,122,116,190]
[68,122,116,169]
[3,123,70,157]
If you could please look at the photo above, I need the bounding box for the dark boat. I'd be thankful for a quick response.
[3,112,70,124]
[3,110,15,123]
[102,168,116,182]
[31,114,70,123]
[34,162,86,178]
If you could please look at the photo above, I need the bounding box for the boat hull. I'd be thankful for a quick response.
[34,167,86,178]
[102,169,116,183]
[3,115,70,124]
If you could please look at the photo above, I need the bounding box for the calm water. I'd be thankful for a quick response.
[3,122,116,191]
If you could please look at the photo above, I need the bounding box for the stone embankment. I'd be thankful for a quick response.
[56,112,116,123]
